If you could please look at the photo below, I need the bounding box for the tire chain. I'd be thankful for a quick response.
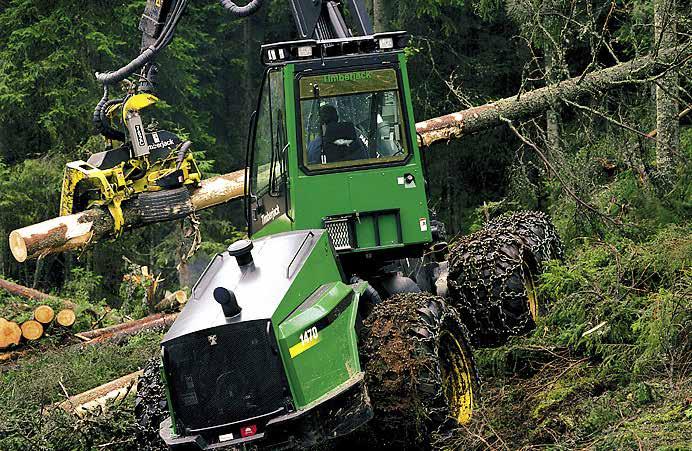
[447,211,564,346]
[484,210,564,265]
[361,292,478,449]
[134,358,169,451]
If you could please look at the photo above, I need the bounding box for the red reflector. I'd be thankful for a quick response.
[240,424,257,438]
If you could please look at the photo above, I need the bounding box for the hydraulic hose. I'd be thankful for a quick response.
[93,86,126,140]
[176,140,193,170]
[96,0,188,86]
[99,98,126,141]
[95,47,157,86]
[218,0,264,18]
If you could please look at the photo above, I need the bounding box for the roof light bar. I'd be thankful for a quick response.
[260,32,409,66]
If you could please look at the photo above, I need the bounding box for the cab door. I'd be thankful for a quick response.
[248,69,290,237]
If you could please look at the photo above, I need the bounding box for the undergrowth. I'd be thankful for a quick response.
[447,214,691,449]
[0,331,161,450]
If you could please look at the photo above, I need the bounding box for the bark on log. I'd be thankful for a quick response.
[8,49,688,262]
[415,48,687,146]
[74,312,178,345]
[0,277,77,309]
[56,370,142,416]
[9,170,245,262]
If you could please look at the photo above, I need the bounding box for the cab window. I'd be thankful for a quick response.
[251,69,286,196]
[299,68,409,171]
[252,74,273,196]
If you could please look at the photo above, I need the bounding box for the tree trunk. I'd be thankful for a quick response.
[155,290,188,312]
[8,49,686,262]
[74,312,178,344]
[56,309,76,327]
[0,277,76,309]
[33,305,55,324]
[416,47,684,147]
[20,320,43,340]
[654,0,680,182]
[9,170,245,262]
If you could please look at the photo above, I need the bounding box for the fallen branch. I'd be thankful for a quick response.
[0,349,29,362]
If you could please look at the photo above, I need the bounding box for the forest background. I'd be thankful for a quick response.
[0,0,690,449]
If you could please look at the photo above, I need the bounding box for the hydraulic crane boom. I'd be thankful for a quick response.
[95,0,372,102]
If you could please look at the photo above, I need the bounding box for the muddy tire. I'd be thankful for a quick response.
[484,210,564,265]
[447,229,540,346]
[361,293,477,450]
[134,358,168,451]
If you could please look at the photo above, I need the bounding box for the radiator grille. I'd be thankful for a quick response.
[324,218,354,251]
[164,320,290,433]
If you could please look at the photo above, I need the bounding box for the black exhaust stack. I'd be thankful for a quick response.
[213,287,242,318]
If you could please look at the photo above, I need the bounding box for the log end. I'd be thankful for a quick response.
[0,319,22,349]
[9,231,27,263]
[34,305,55,324]
[21,320,43,341]
[56,309,76,327]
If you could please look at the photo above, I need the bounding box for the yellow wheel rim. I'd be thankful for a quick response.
[523,264,539,322]
[439,331,474,425]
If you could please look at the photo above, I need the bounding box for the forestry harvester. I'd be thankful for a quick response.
[68,0,563,449]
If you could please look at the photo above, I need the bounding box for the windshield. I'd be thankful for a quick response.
[299,68,409,171]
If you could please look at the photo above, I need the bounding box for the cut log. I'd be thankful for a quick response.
[0,318,22,349]
[56,370,143,417]
[9,48,688,262]
[9,170,245,262]
[0,277,77,310]
[34,305,55,324]
[56,309,76,327]
[155,290,188,312]
[21,320,43,341]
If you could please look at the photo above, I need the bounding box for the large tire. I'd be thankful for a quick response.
[484,210,564,265]
[134,358,168,451]
[361,293,477,450]
[446,211,563,346]
[447,229,538,346]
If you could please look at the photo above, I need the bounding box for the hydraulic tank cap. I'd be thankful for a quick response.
[228,239,254,266]
[213,287,242,318]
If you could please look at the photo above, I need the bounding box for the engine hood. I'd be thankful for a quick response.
[162,230,326,343]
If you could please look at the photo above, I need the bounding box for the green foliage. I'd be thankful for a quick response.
[538,224,691,380]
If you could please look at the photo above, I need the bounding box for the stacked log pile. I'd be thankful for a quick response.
[1,303,77,349]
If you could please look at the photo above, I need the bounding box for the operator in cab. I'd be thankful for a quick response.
[307,104,368,165]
